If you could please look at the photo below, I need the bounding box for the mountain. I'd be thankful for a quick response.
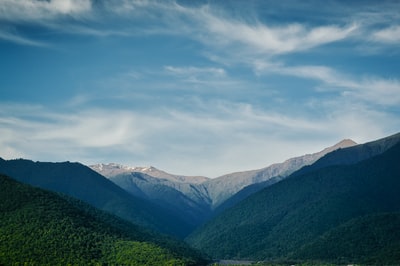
[90,164,212,231]
[0,159,192,238]
[213,135,400,215]
[92,139,357,223]
[91,163,209,184]
[186,134,400,264]
[294,132,400,177]
[88,139,357,232]
[202,138,357,208]
[0,174,206,265]
[293,212,400,264]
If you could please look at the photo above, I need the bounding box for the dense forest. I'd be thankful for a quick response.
[0,158,192,238]
[187,142,400,264]
[0,174,206,265]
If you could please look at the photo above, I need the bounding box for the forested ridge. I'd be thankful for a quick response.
[186,142,400,264]
[0,174,206,265]
[0,158,192,238]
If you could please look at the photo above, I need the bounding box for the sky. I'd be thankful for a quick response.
[0,0,399,177]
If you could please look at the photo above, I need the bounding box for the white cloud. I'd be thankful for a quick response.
[255,61,400,107]
[165,66,226,77]
[0,0,93,46]
[1,100,398,177]
[1,0,360,52]
[199,15,358,55]
[371,25,400,44]
[0,0,91,21]
[2,0,397,54]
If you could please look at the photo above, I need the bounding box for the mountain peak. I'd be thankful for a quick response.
[318,139,357,156]
[335,139,357,148]
[90,163,209,184]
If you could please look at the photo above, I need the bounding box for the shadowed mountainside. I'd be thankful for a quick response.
[91,139,357,228]
[186,133,400,264]
[0,174,206,265]
[0,159,193,238]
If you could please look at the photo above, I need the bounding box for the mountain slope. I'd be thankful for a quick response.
[294,132,400,177]
[91,163,209,184]
[186,137,400,264]
[215,134,400,214]
[293,212,400,265]
[109,171,212,231]
[202,138,357,208]
[91,164,212,231]
[0,159,192,238]
[0,174,206,265]
[92,139,357,222]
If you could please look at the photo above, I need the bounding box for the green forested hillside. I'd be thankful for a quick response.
[0,174,206,265]
[294,212,400,264]
[294,132,400,177]
[186,142,400,264]
[0,159,192,237]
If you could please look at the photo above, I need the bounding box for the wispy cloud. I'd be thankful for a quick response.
[0,0,92,46]
[164,66,227,85]
[192,9,358,55]
[165,66,226,77]
[0,27,48,47]
[0,0,92,21]
[0,0,396,52]
[371,25,400,44]
[1,100,397,176]
[254,61,400,107]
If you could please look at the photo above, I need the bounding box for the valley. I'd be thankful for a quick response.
[1,132,400,265]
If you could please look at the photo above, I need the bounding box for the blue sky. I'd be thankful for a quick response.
[1,0,399,177]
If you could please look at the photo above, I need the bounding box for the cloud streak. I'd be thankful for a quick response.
[0,0,91,21]
[371,25,400,44]
[1,100,397,176]
[254,61,400,107]
[0,0,396,53]
[193,9,358,55]
[0,27,48,47]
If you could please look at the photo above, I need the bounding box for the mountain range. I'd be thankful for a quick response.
[1,132,400,264]
[90,138,357,230]
[186,132,400,264]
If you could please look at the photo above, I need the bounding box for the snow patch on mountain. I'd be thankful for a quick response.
[90,163,209,184]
